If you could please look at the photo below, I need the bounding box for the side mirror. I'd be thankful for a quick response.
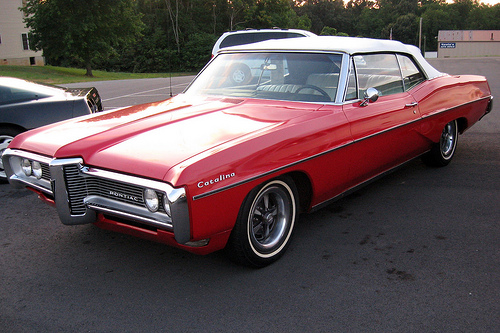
[360,87,379,106]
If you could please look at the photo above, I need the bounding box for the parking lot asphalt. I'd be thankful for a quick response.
[65,75,195,110]
[1,58,499,332]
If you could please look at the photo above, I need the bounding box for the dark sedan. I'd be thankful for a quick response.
[0,77,103,180]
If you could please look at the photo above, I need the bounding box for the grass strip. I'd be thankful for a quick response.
[0,65,193,85]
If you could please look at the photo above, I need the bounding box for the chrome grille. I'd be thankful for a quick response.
[41,163,51,181]
[63,164,166,215]
[64,164,87,215]
[86,177,144,205]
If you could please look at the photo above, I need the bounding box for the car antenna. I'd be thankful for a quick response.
[168,23,173,98]
[169,72,173,98]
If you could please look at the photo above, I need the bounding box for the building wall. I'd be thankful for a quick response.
[0,0,44,66]
[438,30,500,58]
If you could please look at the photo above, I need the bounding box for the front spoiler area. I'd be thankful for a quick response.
[94,215,231,255]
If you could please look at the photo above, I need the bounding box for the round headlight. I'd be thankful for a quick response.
[144,189,159,212]
[32,161,43,179]
[163,195,172,217]
[21,159,32,176]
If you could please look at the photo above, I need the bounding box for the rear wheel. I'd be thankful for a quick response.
[422,120,458,167]
[229,63,251,85]
[227,177,298,267]
[0,127,22,181]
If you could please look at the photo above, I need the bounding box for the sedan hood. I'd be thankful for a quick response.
[11,94,320,181]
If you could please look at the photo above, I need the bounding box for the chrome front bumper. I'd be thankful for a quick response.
[2,149,191,244]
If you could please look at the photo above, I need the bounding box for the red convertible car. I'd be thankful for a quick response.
[3,37,493,267]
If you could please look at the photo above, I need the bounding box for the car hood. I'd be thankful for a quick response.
[11,94,320,182]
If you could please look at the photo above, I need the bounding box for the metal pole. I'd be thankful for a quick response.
[419,17,423,52]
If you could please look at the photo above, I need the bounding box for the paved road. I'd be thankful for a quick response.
[65,75,195,110]
[1,58,499,332]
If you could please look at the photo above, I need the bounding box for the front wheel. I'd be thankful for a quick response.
[227,177,298,267]
[422,119,458,167]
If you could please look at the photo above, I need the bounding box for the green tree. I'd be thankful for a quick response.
[22,0,499,74]
[449,0,477,30]
[296,0,348,35]
[22,0,144,76]
[244,0,302,29]
[421,2,456,51]
[382,13,419,45]
[355,6,385,38]
[320,26,339,35]
[465,3,500,30]
[182,33,218,70]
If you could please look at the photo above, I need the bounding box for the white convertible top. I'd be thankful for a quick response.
[219,36,443,79]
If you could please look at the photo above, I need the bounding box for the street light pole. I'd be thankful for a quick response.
[419,17,423,53]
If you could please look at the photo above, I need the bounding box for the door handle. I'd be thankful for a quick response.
[405,102,418,107]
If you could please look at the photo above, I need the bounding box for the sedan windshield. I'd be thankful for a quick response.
[185,52,343,103]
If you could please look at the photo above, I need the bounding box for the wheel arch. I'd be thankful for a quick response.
[456,117,468,134]
[234,170,313,221]
[0,123,27,134]
[282,171,313,214]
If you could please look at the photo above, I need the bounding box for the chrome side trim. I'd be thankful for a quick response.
[420,95,492,119]
[193,95,490,201]
[193,116,422,200]
[193,139,354,200]
[353,116,421,144]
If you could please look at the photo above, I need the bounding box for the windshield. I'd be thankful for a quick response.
[185,52,343,103]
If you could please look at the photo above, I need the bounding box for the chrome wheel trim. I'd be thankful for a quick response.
[247,180,296,258]
[440,120,457,160]
[0,134,14,179]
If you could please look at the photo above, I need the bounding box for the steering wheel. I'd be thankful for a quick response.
[295,85,331,101]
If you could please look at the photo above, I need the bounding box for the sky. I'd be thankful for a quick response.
[443,0,498,3]
[444,0,498,4]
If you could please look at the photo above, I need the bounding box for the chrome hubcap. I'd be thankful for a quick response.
[250,186,291,252]
[440,121,456,158]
